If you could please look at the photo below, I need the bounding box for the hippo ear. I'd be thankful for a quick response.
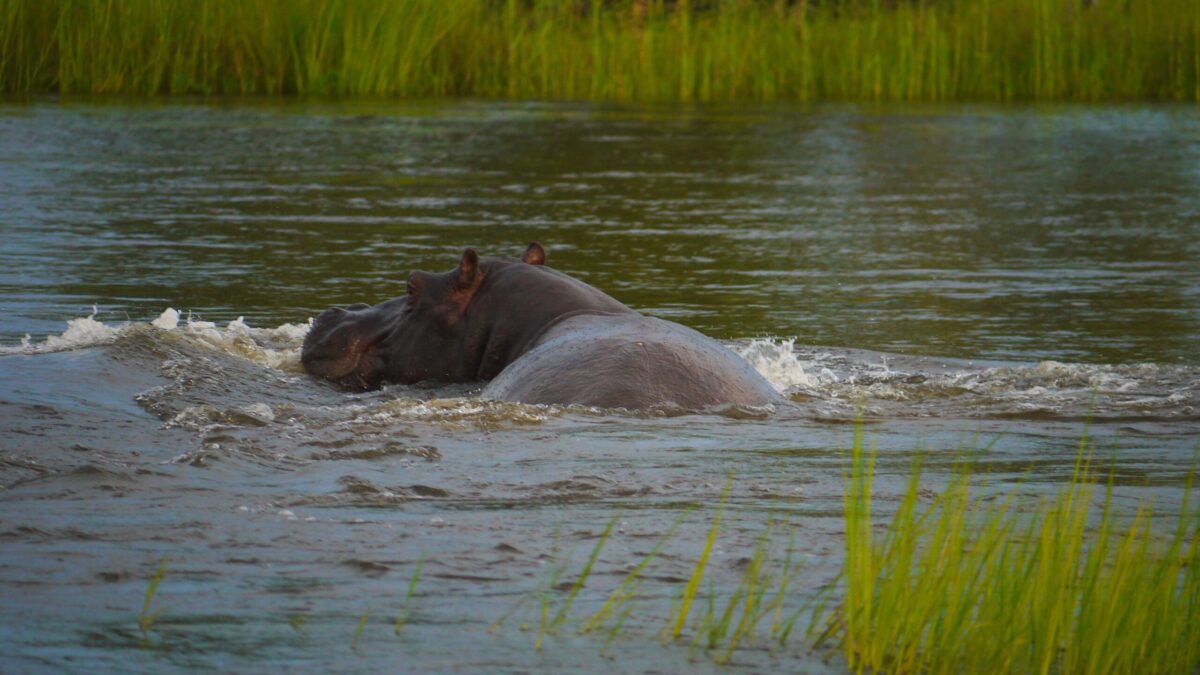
[456,248,481,289]
[521,241,546,266]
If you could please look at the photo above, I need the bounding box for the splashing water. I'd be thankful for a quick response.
[150,308,180,330]
[16,305,120,354]
[177,313,311,371]
[3,308,1197,422]
[732,338,831,393]
[0,307,311,371]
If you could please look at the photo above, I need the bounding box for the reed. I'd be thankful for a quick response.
[698,522,774,664]
[667,476,730,640]
[1,0,1195,101]
[550,516,617,629]
[581,509,689,636]
[819,431,1200,674]
[137,556,169,642]
[393,556,425,636]
[532,518,617,650]
[351,606,370,650]
[485,429,1196,669]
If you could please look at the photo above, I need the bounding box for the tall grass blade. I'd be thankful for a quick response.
[394,555,425,636]
[819,423,1200,673]
[137,556,169,641]
[1,0,1193,101]
[550,515,617,629]
[582,508,690,635]
[669,475,731,640]
[352,606,369,651]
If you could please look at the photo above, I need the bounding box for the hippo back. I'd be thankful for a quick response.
[481,314,781,410]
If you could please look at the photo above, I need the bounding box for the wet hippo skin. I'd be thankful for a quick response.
[302,243,781,410]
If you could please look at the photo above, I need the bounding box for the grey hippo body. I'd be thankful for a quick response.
[482,313,778,408]
[301,244,781,411]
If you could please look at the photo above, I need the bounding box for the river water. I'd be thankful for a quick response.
[1,100,1198,672]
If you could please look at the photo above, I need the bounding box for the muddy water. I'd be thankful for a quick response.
[1,100,1198,672]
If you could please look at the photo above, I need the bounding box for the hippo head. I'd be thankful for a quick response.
[302,242,554,390]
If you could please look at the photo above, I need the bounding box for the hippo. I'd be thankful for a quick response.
[301,243,781,411]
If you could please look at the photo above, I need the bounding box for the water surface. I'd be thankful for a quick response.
[1,100,1198,672]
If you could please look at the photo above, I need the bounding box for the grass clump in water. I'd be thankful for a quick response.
[581,508,690,638]
[659,480,809,663]
[666,476,730,641]
[487,428,1197,669]
[351,606,370,651]
[1,0,1196,101]
[818,428,1200,674]
[394,555,425,636]
[137,556,169,643]
[690,522,773,663]
[349,556,425,650]
[505,517,618,651]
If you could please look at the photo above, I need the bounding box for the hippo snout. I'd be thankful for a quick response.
[302,303,395,390]
[310,305,366,335]
[303,307,359,366]
[312,303,371,326]
[312,306,348,327]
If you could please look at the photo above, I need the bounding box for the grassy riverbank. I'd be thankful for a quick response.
[2,0,1197,101]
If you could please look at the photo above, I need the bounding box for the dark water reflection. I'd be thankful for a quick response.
[1,100,1198,672]
[2,100,1198,362]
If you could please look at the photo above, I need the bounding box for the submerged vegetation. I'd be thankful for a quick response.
[2,0,1197,101]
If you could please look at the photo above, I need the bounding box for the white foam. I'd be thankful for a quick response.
[2,306,312,372]
[166,401,278,431]
[733,338,822,392]
[352,397,554,426]
[1,306,119,355]
[241,402,276,423]
[953,360,1151,396]
[177,316,311,372]
[151,308,180,330]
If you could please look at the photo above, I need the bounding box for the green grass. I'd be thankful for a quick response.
[133,427,1197,668]
[393,555,425,636]
[485,426,1199,670]
[137,556,169,642]
[581,508,690,636]
[351,606,370,650]
[667,476,730,640]
[345,556,425,650]
[551,516,617,631]
[1,0,1196,101]
[818,430,1200,674]
[689,521,777,663]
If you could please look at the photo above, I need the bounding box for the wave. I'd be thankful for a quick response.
[3,307,311,371]
[732,337,825,391]
[6,309,1198,422]
[1,306,121,355]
